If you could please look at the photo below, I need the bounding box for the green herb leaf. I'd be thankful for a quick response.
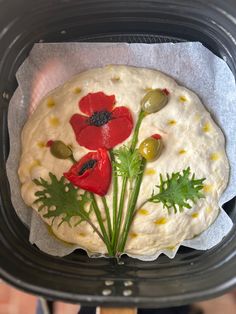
[113,146,142,179]
[148,167,205,213]
[33,173,91,227]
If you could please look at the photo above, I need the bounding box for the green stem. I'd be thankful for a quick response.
[130,110,145,152]
[101,196,112,241]
[69,154,77,164]
[90,193,114,256]
[113,110,145,254]
[118,158,146,253]
[113,176,128,251]
[78,212,105,243]
[110,150,118,244]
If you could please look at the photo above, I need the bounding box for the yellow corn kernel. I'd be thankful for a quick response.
[179,95,187,103]
[49,117,60,127]
[79,232,86,237]
[130,232,138,239]
[203,184,213,193]
[168,119,176,126]
[37,141,46,148]
[202,122,211,132]
[145,168,156,175]
[155,217,167,225]
[178,149,186,155]
[138,209,149,216]
[210,153,220,161]
[191,213,199,218]
[47,98,55,108]
[74,87,82,94]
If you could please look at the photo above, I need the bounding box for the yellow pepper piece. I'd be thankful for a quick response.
[210,153,220,161]
[145,168,156,175]
[202,122,211,132]
[47,98,55,108]
[206,207,212,213]
[49,117,60,127]
[37,141,46,148]
[138,209,149,216]
[155,217,167,225]
[168,119,176,126]
[74,87,82,94]
[179,95,187,103]
[203,184,213,193]
[178,149,186,155]
[111,76,120,82]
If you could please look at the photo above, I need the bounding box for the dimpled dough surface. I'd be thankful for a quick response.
[18,65,229,256]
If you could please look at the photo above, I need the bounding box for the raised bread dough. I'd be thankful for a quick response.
[18,65,229,256]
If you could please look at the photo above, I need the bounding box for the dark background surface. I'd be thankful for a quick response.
[0,0,236,308]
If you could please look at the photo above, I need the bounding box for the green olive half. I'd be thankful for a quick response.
[50,140,72,159]
[141,89,168,114]
[139,137,163,161]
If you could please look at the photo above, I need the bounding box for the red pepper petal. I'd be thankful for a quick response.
[79,92,116,116]
[70,113,89,139]
[111,106,133,122]
[151,134,162,140]
[77,115,133,150]
[64,148,111,196]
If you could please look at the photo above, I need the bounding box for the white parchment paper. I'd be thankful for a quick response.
[6,42,235,260]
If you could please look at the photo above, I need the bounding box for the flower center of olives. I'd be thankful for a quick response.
[89,110,112,127]
[78,159,97,175]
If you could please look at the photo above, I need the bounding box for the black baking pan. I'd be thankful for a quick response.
[0,0,236,308]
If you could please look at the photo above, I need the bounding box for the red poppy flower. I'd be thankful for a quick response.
[64,148,111,196]
[70,92,133,150]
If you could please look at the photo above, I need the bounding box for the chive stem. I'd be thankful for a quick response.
[110,150,118,246]
[90,193,114,256]
[113,176,128,251]
[130,110,145,152]
[101,196,112,241]
[118,158,146,253]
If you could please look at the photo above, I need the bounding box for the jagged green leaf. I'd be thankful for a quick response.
[33,173,92,227]
[149,167,205,213]
[113,146,142,179]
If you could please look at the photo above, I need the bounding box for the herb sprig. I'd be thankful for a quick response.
[148,167,205,213]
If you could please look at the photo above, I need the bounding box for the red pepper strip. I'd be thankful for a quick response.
[162,88,170,96]
[64,148,111,196]
[151,134,162,140]
[46,140,54,147]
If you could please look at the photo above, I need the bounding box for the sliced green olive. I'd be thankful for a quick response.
[141,89,168,114]
[139,137,163,161]
[50,140,72,159]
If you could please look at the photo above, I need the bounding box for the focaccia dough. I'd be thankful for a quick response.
[18,65,229,256]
